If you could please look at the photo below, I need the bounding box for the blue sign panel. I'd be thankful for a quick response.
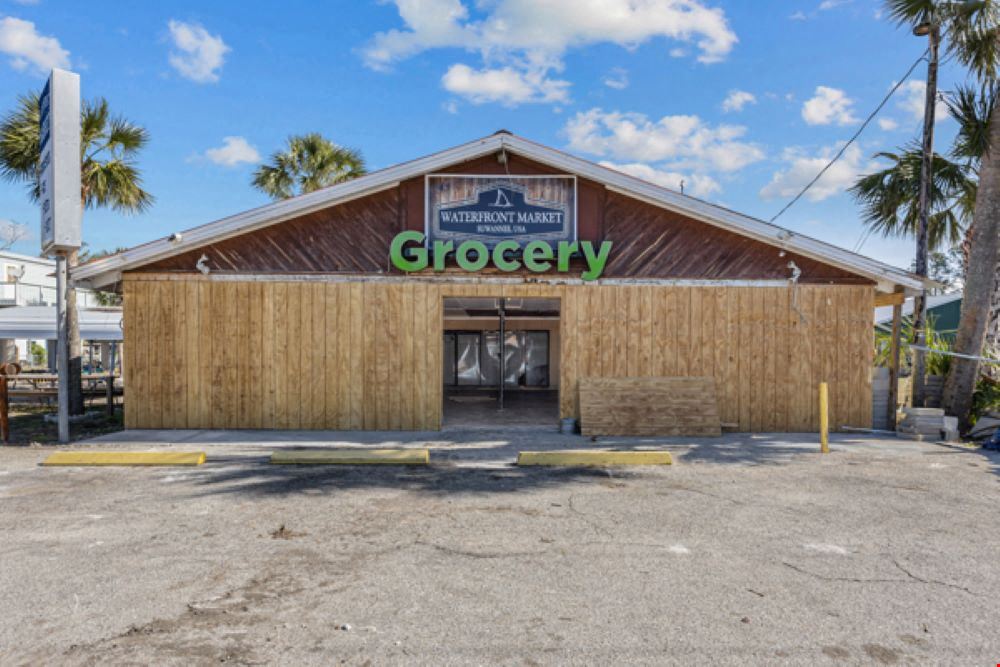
[38,79,51,152]
[428,176,575,248]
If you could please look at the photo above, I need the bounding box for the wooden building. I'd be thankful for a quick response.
[75,132,925,433]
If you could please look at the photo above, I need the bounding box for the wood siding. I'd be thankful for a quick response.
[124,275,873,433]
[600,191,870,283]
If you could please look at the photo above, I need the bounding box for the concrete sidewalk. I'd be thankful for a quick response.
[78,428,961,467]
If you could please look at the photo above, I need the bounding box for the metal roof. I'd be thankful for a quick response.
[73,131,929,294]
[874,291,963,326]
[0,306,122,340]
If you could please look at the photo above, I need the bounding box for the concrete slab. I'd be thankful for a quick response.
[270,449,430,466]
[79,428,958,467]
[517,450,673,466]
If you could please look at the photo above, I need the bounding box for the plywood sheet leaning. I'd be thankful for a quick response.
[579,376,722,437]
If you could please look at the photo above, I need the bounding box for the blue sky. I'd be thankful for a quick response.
[0,0,970,269]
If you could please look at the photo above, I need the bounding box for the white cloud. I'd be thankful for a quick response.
[819,0,851,9]
[760,143,874,202]
[167,20,229,83]
[0,16,69,73]
[564,108,765,173]
[441,63,569,105]
[789,11,808,20]
[203,136,260,167]
[364,0,737,105]
[801,86,857,126]
[896,79,949,123]
[722,89,756,113]
[877,117,898,131]
[601,161,721,198]
[603,67,628,90]
[366,0,737,67]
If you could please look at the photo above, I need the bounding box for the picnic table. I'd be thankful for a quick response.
[13,372,117,388]
[8,372,120,414]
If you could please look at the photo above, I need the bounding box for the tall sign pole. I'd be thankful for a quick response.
[39,68,82,443]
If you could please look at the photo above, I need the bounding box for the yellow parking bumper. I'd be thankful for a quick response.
[42,451,207,466]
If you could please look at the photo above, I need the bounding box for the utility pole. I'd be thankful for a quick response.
[911,18,940,408]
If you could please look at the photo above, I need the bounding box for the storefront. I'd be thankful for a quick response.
[75,131,926,433]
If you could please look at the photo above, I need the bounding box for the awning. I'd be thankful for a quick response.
[0,306,123,340]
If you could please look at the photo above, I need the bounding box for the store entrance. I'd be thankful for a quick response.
[442,297,560,428]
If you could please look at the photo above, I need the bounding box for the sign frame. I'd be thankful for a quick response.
[424,173,578,250]
[39,68,82,256]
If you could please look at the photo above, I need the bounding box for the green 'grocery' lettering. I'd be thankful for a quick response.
[389,232,612,281]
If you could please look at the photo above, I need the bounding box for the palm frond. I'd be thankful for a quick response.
[946,83,997,160]
[1,89,153,213]
[105,116,150,155]
[883,0,938,26]
[849,143,973,250]
[0,93,41,192]
[943,0,1000,82]
[251,133,367,200]
[83,160,154,213]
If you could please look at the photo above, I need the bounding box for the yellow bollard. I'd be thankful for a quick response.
[819,382,829,454]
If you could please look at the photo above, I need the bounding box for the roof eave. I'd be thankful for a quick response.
[74,131,925,294]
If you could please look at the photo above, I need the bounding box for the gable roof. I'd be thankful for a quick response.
[73,131,928,293]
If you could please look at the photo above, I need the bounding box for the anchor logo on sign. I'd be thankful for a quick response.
[488,188,513,208]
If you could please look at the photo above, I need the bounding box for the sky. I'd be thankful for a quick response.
[0,0,972,270]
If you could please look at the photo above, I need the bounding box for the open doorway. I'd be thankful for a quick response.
[442,296,560,428]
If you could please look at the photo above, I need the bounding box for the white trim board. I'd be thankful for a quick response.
[121,272,845,288]
[73,131,927,294]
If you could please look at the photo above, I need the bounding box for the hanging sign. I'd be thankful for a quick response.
[427,175,575,248]
[39,68,82,255]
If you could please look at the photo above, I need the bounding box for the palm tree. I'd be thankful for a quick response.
[876,0,999,428]
[946,85,1000,384]
[252,133,366,200]
[934,2,1000,427]
[0,92,152,415]
[850,145,975,251]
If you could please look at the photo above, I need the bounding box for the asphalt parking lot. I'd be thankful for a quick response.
[1,431,999,665]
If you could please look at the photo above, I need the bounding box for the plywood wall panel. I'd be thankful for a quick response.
[123,276,872,433]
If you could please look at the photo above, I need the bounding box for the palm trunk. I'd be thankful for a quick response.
[984,259,1000,381]
[66,248,84,415]
[942,97,1000,429]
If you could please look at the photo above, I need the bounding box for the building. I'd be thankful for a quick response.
[0,250,108,366]
[0,250,104,308]
[874,292,962,341]
[74,132,926,433]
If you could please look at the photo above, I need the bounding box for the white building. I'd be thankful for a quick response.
[0,250,114,367]
[0,250,104,308]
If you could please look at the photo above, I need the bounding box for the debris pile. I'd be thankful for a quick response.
[970,411,1000,450]
[896,407,959,442]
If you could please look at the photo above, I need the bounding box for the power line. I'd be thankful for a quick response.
[769,49,930,225]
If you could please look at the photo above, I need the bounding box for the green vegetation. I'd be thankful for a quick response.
[252,133,366,200]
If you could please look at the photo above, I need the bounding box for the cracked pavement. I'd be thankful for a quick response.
[1,433,999,665]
